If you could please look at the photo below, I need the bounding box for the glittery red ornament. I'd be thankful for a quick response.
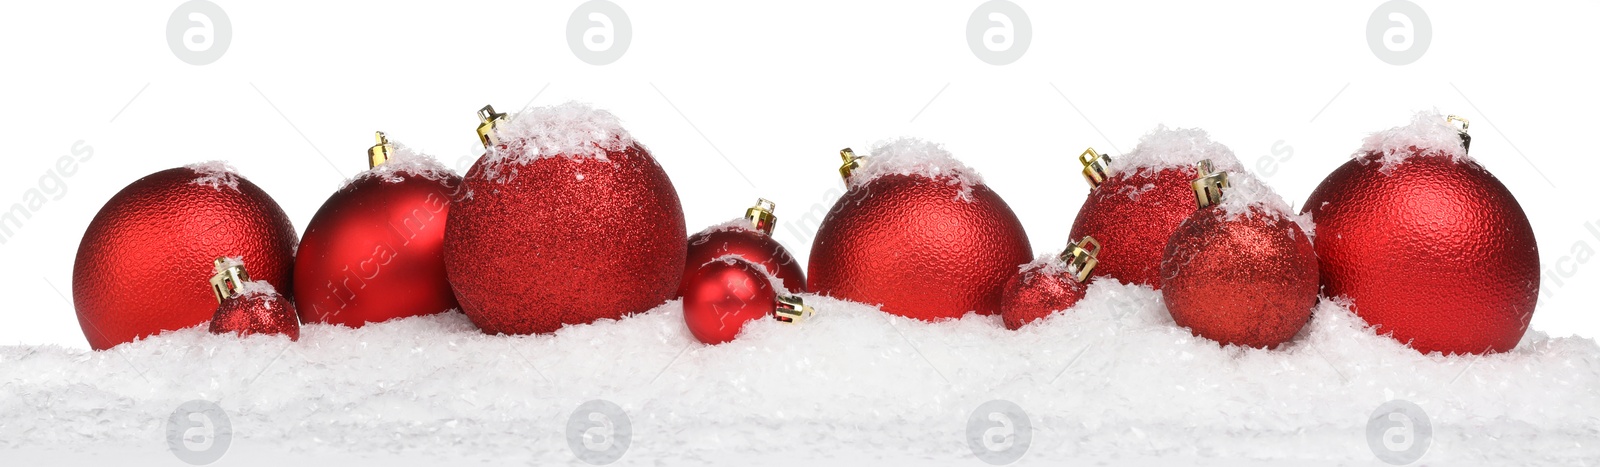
[295,133,462,327]
[1000,237,1100,330]
[682,199,805,297]
[444,104,687,335]
[1161,164,1318,349]
[808,141,1031,320]
[208,258,299,340]
[1303,114,1538,355]
[1068,130,1245,290]
[682,257,814,345]
[73,164,297,350]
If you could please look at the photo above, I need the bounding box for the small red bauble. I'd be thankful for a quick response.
[73,163,297,350]
[208,258,300,340]
[1161,166,1318,349]
[682,199,805,297]
[1303,113,1538,355]
[682,257,813,345]
[1000,237,1101,330]
[808,140,1031,320]
[1069,128,1245,289]
[444,103,687,335]
[295,133,462,327]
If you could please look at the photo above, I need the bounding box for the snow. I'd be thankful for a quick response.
[1018,251,1071,278]
[478,102,638,182]
[347,140,456,188]
[1213,171,1316,238]
[849,137,984,200]
[185,161,242,191]
[1356,110,1470,173]
[235,279,279,297]
[696,216,756,235]
[3,282,1596,465]
[1112,125,1245,176]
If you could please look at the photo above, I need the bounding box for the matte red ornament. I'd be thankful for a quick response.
[295,133,462,327]
[444,104,687,335]
[808,142,1031,320]
[1000,237,1101,330]
[208,258,299,340]
[1303,114,1538,355]
[682,199,805,297]
[73,164,297,350]
[682,257,814,345]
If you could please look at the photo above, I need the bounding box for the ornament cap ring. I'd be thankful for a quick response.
[1079,147,1113,188]
[1191,159,1230,209]
[774,295,814,324]
[745,198,778,235]
[1060,236,1101,283]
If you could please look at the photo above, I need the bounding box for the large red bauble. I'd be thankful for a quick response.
[444,106,685,335]
[999,259,1089,330]
[682,258,779,345]
[1304,153,1538,355]
[211,282,300,340]
[1161,206,1318,349]
[73,165,297,350]
[294,164,462,327]
[1069,168,1199,290]
[809,174,1031,320]
[683,223,804,296]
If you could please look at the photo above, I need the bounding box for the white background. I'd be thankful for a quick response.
[1,0,1593,349]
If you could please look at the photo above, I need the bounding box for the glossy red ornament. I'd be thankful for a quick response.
[208,258,299,339]
[1161,205,1319,349]
[682,257,813,345]
[1000,237,1100,330]
[444,104,687,335]
[682,199,805,296]
[1303,115,1538,355]
[294,133,462,327]
[73,164,297,350]
[808,142,1031,320]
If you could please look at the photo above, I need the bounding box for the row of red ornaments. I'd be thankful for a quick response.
[71,107,1538,356]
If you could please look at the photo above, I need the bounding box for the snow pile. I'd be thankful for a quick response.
[850,137,984,200]
[694,217,756,236]
[185,161,242,190]
[1018,251,1072,279]
[350,140,456,187]
[3,282,1597,465]
[479,102,638,182]
[1357,110,1470,173]
[1112,126,1245,176]
[1214,171,1316,237]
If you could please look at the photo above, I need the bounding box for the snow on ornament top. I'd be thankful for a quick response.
[705,254,795,295]
[185,161,242,191]
[478,101,640,182]
[1017,252,1072,278]
[1212,170,1315,238]
[848,137,984,200]
[344,138,456,189]
[1355,110,1470,174]
[697,217,757,235]
[1111,126,1245,176]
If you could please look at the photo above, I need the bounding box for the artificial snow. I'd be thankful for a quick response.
[849,137,984,200]
[478,102,638,182]
[1213,171,1316,237]
[185,161,242,191]
[347,140,456,188]
[3,282,1597,465]
[696,217,757,235]
[1356,110,1470,173]
[1111,126,1245,176]
[1018,251,1072,278]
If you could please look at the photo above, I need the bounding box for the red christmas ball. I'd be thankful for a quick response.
[210,280,300,340]
[808,140,1031,320]
[1069,129,1244,289]
[444,103,687,335]
[999,238,1099,330]
[1161,171,1318,349]
[682,200,805,297]
[295,136,462,327]
[73,164,297,350]
[682,258,780,345]
[1303,113,1538,355]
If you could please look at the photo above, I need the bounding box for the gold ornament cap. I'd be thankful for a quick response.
[745,198,778,235]
[773,295,815,324]
[367,131,394,168]
[838,148,865,180]
[1190,159,1230,209]
[1059,236,1101,283]
[1079,147,1113,188]
[209,257,251,303]
[476,105,508,148]
[1447,114,1471,153]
